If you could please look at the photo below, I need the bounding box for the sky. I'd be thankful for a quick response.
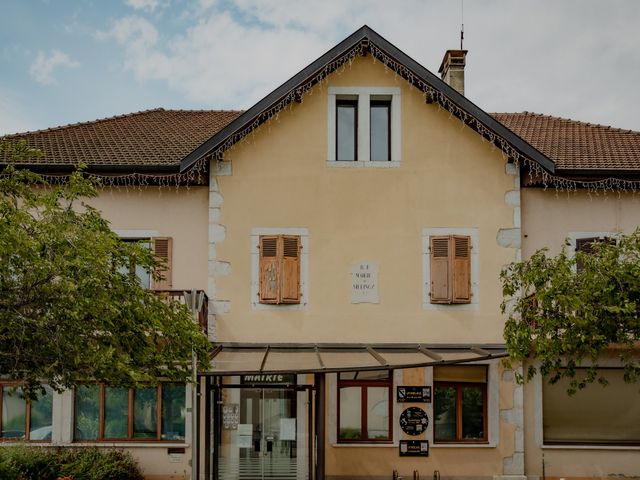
[1,0,640,135]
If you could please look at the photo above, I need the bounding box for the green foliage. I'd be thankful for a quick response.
[501,230,640,393]
[0,446,143,480]
[0,139,210,399]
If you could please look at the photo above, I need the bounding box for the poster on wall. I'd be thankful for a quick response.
[397,386,431,403]
[280,418,296,441]
[222,404,240,430]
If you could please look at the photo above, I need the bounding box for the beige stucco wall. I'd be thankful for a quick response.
[521,188,640,478]
[209,55,523,478]
[214,55,517,346]
[89,186,209,291]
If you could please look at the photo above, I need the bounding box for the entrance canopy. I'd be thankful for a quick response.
[206,343,508,376]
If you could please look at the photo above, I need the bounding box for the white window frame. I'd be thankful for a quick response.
[422,227,479,310]
[327,86,401,168]
[250,227,309,310]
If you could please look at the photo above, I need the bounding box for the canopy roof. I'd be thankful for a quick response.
[206,342,508,376]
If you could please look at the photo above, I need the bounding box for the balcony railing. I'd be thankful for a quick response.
[154,290,209,336]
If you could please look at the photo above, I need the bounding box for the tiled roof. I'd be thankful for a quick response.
[3,108,242,169]
[4,108,640,174]
[493,112,640,172]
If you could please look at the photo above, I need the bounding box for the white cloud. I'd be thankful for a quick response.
[124,0,160,12]
[29,50,80,85]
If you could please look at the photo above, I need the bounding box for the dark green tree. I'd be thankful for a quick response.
[0,140,209,399]
[501,230,640,393]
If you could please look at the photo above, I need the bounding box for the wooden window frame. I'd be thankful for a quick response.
[0,383,53,443]
[73,383,185,443]
[434,381,488,444]
[575,236,615,273]
[259,235,301,305]
[337,373,393,444]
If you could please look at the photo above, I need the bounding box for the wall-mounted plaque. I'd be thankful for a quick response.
[242,374,296,385]
[351,261,379,304]
[399,440,429,457]
[397,386,431,403]
[399,407,429,435]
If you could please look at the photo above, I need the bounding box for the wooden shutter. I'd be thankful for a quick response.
[451,235,471,304]
[152,237,172,290]
[280,236,301,304]
[259,236,280,304]
[430,236,451,304]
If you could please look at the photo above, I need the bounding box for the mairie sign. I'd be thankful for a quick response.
[241,374,296,384]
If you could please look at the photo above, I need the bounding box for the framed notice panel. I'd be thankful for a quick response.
[399,440,429,457]
[397,386,431,403]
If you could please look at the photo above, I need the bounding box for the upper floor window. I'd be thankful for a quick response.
[117,236,173,290]
[251,228,309,310]
[0,384,53,442]
[328,87,400,167]
[422,228,479,309]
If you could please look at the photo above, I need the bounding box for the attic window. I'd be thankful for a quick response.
[328,87,401,168]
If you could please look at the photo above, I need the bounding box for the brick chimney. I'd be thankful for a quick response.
[438,50,467,96]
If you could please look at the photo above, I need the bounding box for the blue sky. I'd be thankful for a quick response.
[2,0,640,135]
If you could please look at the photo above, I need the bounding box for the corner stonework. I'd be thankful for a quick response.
[208,162,232,341]
[497,162,522,261]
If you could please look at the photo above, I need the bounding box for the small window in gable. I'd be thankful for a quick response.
[259,235,301,304]
[328,87,400,167]
[429,235,471,304]
[575,236,615,273]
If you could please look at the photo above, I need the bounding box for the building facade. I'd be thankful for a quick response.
[2,26,639,480]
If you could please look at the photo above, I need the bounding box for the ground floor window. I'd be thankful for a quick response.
[0,384,53,442]
[337,370,392,442]
[74,383,185,442]
[434,365,487,443]
[543,368,640,445]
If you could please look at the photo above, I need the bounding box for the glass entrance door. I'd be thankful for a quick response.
[217,387,309,480]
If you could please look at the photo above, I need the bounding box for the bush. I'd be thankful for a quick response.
[0,446,143,480]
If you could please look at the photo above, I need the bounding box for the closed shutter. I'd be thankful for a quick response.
[152,237,172,290]
[259,236,280,303]
[430,236,451,304]
[452,235,471,304]
[280,236,301,304]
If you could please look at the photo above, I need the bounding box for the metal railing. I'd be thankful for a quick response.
[154,289,209,336]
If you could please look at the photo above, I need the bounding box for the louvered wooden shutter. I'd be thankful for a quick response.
[152,237,173,290]
[259,236,280,303]
[451,235,471,304]
[430,236,451,304]
[280,236,301,304]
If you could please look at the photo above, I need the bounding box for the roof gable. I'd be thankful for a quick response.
[180,25,555,174]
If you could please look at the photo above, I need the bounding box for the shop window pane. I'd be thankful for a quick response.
[462,386,484,439]
[134,387,157,439]
[75,385,99,441]
[337,101,357,161]
[104,387,129,439]
[370,101,390,161]
[366,386,389,439]
[543,369,640,444]
[2,387,26,439]
[339,386,361,440]
[162,384,185,441]
[434,386,456,440]
[29,385,53,441]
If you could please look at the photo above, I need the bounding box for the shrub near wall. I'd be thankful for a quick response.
[0,447,143,480]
